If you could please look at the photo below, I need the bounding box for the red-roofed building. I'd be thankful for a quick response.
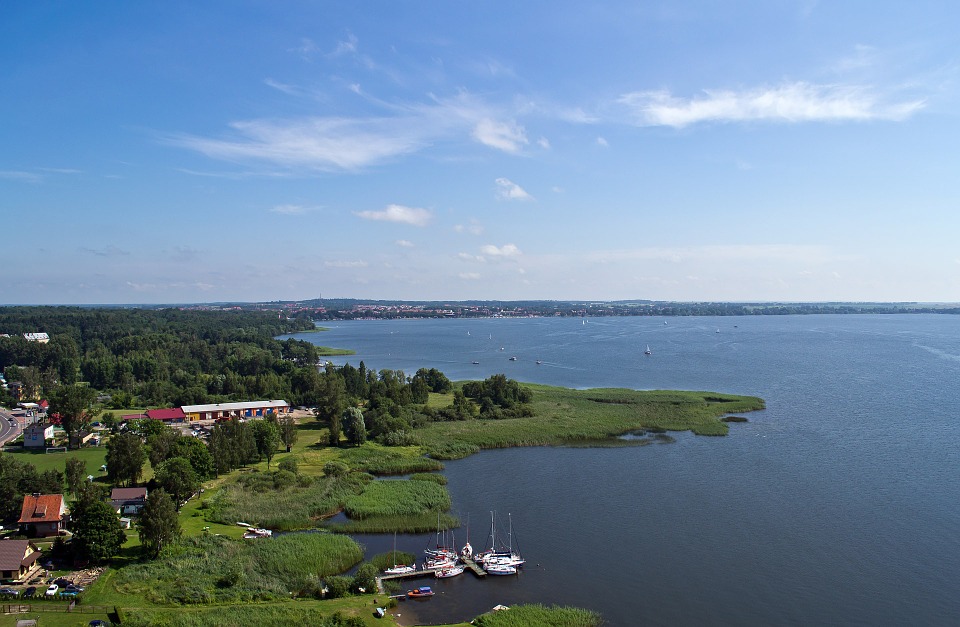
[18,494,69,537]
[145,408,186,422]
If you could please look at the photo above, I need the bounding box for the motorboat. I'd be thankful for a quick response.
[407,586,435,598]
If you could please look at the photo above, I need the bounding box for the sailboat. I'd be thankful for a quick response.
[424,513,457,567]
[644,345,652,356]
[384,532,415,574]
[478,511,524,573]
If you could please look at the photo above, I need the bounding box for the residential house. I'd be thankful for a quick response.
[18,494,68,537]
[0,539,42,583]
[22,423,55,448]
[22,332,49,343]
[111,487,148,516]
[69,429,96,448]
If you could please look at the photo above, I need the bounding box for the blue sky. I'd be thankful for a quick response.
[3,1,958,304]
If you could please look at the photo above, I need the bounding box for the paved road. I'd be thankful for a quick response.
[0,408,21,445]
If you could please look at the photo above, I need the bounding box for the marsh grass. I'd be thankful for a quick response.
[327,512,460,534]
[472,604,602,626]
[114,599,375,626]
[410,472,448,484]
[417,386,764,454]
[343,479,450,519]
[335,444,444,475]
[113,533,363,605]
[205,473,370,530]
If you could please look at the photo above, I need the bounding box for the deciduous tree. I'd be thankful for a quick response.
[65,456,86,496]
[70,484,125,563]
[138,488,181,558]
[154,457,199,510]
[49,384,97,448]
[106,432,146,486]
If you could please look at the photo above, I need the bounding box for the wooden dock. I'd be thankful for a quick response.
[376,568,438,594]
[375,559,487,593]
[461,556,487,577]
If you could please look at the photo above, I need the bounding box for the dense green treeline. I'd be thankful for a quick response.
[0,307,318,407]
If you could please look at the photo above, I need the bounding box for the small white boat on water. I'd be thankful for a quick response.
[243,528,272,539]
[644,345,652,355]
[435,565,465,578]
[384,564,416,575]
[484,563,517,575]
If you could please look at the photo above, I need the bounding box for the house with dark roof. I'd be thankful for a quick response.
[0,539,42,583]
[18,494,68,537]
[111,487,148,515]
[145,407,186,422]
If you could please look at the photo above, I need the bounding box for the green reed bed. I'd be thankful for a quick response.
[114,533,363,605]
[472,604,603,626]
[326,511,460,534]
[336,444,444,474]
[204,472,370,530]
[117,604,369,627]
[416,386,765,457]
[343,479,450,519]
[410,472,448,484]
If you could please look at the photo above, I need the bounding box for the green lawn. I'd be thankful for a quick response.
[3,445,109,476]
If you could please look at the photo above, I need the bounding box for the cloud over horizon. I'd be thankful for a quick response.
[355,204,432,226]
[618,82,925,127]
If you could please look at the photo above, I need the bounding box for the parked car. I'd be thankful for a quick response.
[60,589,79,597]
[0,587,20,597]
[45,584,58,596]
[64,584,84,593]
[53,577,71,587]
[24,586,37,597]
[89,621,109,627]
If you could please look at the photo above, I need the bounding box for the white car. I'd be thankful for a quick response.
[45,584,58,597]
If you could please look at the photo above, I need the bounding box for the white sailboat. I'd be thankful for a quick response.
[644,344,652,355]
[384,532,415,574]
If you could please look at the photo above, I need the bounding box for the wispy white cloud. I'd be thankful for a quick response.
[495,177,533,201]
[355,204,432,227]
[618,81,924,127]
[324,260,368,268]
[596,136,609,147]
[264,78,300,96]
[537,136,551,149]
[472,118,528,153]
[167,117,429,172]
[459,272,482,280]
[458,252,486,262]
[480,243,522,258]
[395,239,415,248]
[0,170,42,183]
[454,219,484,235]
[270,204,320,215]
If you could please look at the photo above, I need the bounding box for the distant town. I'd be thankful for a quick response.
[168,298,960,321]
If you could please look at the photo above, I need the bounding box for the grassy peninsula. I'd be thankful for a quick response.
[419,385,765,459]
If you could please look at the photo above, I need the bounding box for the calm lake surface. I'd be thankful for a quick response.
[288,315,960,626]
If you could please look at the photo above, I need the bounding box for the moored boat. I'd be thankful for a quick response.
[407,586,435,598]
[484,563,517,575]
[435,565,465,578]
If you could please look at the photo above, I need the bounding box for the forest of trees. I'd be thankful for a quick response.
[0,307,316,408]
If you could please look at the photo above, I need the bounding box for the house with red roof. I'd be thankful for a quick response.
[18,494,69,537]
[0,539,42,583]
[145,407,186,422]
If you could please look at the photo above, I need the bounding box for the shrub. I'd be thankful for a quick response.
[324,575,352,599]
[323,461,349,477]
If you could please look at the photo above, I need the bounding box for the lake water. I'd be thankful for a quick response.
[288,315,960,626]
